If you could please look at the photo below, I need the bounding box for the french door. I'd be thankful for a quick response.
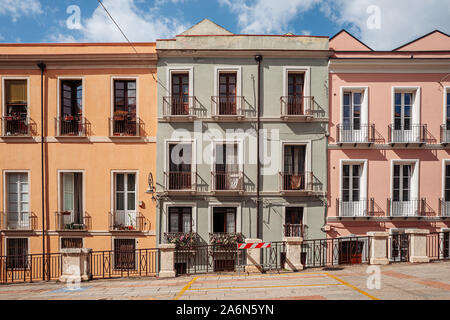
[169,207,192,233]
[341,164,364,216]
[392,164,416,216]
[114,173,137,228]
[219,73,237,115]
[61,172,83,226]
[394,92,417,142]
[283,145,306,190]
[342,92,365,142]
[171,73,189,115]
[6,173,29,230]
[215,143,240,190]
[287,73,305,114]
[285,207,303,237]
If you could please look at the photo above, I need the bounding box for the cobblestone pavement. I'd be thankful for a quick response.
[1,261,450,300]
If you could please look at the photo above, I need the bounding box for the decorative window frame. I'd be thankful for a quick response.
[110,76,140,120]
[339,86,369,126]
[389,159,420,201]
[282,66,311,98]
[207,201,242,235]
[391,86,421,126]
[338,159,368,201]
[162,202,197,233]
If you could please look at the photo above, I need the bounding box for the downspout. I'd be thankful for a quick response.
[37,62,46,280]
[254,55,262,239]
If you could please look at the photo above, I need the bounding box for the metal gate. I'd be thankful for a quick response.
[301,236,370,268]
[260,242,286,271]
[174,245,246,275]
[427,232,450,261]
[389,233,410,262]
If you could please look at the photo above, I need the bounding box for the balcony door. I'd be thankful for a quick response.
[342,92,365,142]
[392,164,415,216]
[114,173,136,228]
[285,207,303,237]
[168,207,192,233]
[113,80,137,135]
[171,73,189,115]
[219,73,237,115]
[169,144,192,190]
[213,207,236,233]
[445,164,450,216]
[341,164,364,217]
[4,80,28,135]
[283,145,306,190]
[446,92,450,141]
[61,172,83,227]
[394,92,417,142]
[215,143,240,190]
[287,73,304,115]
[6,173,29,230]
[60,80,82,135]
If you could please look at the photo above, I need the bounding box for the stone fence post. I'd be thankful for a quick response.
[406,229,430,263]
[59,248,92,283]
[244,238,262,273]
[158,243,176,278]
[283,237,304,271]
[367,232,389,265]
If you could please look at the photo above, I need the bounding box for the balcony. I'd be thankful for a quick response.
[109,211,145,231]
[439,199,450,218]
[0,212,37,231]
[440,125,450,145]
[55,116,88,137]
[1,117,31,137]
[283,224,304,238]
[109,117,141,137]
[280,96,315,120]
[279,171,315,194]
[387,199,428,218]
[55,211,91,231]
[211,96,245,120]
[164,171,196,193]
[164,232,199,248]
[162,96,197,120]
[388,124,427,145]
[336,124,375,145]
[211,171,244,194]
[209,232,244,247]
[336,199,384,218]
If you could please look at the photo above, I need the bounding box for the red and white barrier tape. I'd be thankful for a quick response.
[238,242,271,249]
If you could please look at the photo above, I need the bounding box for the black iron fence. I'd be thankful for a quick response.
[300,236,371,268]
[389,233,410,262]
[427,232,450,261]
[260,241,286,271]
[89,248,158,280]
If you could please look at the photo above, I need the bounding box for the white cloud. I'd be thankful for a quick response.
[321,0,450,50]
[0,0,42,21]
[51,0,188,42]
[219,0,321,34]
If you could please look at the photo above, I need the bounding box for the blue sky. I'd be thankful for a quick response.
[0,0,449,50]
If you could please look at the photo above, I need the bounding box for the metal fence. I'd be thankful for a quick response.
[427,232,450,261]
[389,233,410,262]
[0,253,61,284]
[175,245,246,275]
[301,236,371,268]
[260,242,286,271]
[89,248,159,280]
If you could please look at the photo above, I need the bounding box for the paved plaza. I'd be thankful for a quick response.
[1,261,450,300]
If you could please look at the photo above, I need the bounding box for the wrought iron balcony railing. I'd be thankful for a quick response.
[55,116,87,137]
[388,124,427,144]
[387,198,428,217]
[283,224,304,237]
[164,171,195,191]
[439,199,450,217]
[211,96,245,117]
[280,96,315,117]
[211,171,244,192]
[0,212,37,230]
[162,96,196,117]
[55,211,91,231]
[109,211,145,231]
[1,117,31,137]
[336,124,375,144]
[109,117,141,137]
[440,125,450,144]
[279,171,314,192]
[164,232,199,248]
[336,199,383,217]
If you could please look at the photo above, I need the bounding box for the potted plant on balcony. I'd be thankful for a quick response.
[64,115,74,121]
[165,232,198,249]
[209,232,244,247]
[113,110,128,121]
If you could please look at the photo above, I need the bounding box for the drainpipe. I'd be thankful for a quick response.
[254,55,262,239]
[37,62,46,280]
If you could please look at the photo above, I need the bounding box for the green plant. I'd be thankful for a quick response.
[165,232,198,249]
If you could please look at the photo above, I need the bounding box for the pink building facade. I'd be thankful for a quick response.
[327,30,450,240]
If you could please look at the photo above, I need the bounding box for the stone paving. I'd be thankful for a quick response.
[1,261,450,300]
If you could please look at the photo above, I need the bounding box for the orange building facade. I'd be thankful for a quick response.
[0,43,158,257]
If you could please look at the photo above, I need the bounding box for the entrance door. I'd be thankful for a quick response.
[114,239,135,269]
[342,92,365,142]
[339,240,363,264]
[285,207,303,237]
[219,73,237,115]
[391,233,409,262]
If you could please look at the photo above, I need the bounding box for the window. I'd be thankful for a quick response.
[113,173,137,229]
[284,207,303,237]
[394,92,412,131]
[445,164,450,202]
[447,92,450,129]
[114,239,135,269]
[342,164,361,202]
[112,80,137,136]
[213,207,236,233]
[286,73,305,115]
[171,73,189,115]
[60,172,83,228]
[4,80,28,136]
[282,145,306,190]
[6,238,28,269]
[168,207,192,233]
[60,80,82,135]
[393,164,411,202]
[343,92,361,130]
[168,143,192,190]
[6,173,29,230]
[61,238,83,249]
[218,72,237,115]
